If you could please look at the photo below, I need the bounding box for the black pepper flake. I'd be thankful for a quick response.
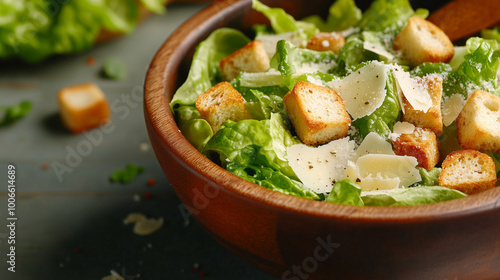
[355,178,361,183]
[332,180,336,185]
[358,70,361,74]
[309,165,314,169]
[365,101,370,105]
[376,75,379,78]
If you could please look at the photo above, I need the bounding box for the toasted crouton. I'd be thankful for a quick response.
[393,16,454,67]
[306,32,345,54]
[219,40,270,81]
[283,81,351,146]
[392,127,440,170]
[456,89,500,153]
[57,83,111,133]
[402,75,443,134]
[439,150,497,195]
[195,82,252,133]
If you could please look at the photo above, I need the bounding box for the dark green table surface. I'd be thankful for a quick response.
[0,3,276,279]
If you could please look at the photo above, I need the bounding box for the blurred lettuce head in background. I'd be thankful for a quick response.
[0,0,167,63]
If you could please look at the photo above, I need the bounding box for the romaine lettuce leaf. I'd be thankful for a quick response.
[301,0,362,32]
[362,186,467,206]
[270,40,337,89]
[170,28,250,108]
[203,113,299,179]
[230,165,320,200]
[173,105,213,150]
[326,179,364,206]
[481,26,500,42]
[202,113,321,199]
[356,0,416,33]
[333,38,378,76]
[251,0,317,38]
[0,0,167,63]
[414,167,441,187]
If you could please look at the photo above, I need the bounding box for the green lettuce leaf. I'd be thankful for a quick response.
[170,28,250,109]
[333,38,378,76]
[252,0,317,38]
[414,167,441,187]
[270,40,337,89]
[230,165,320,200]
[0,0,167,63]
[173,105,213,150]
[202,113,320,199]
[0,101,32,126]
[301,0,361,32]
[356,0,416,33]
[362,186,467,206]
[326,179,364,206]
[481,26,500,42]
[203,113,299,178]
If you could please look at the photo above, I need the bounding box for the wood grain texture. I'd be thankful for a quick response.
[144,0,500,279]
[428,0,500,42]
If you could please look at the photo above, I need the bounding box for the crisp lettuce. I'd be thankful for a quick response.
[0,0,167,63]
[171,28,250,108]
[270,40,337,89]
[362,186,467,206]
[356,0,416,33]
[203,114,320,199]
[252,0,317,38]
[414,167,441,187]
[481,26,500,42]
[301,0,362,32]
[324,179,466,206]
[326,179,364,206]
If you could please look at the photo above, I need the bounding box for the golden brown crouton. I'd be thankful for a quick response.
[219,40,270,81]
[402,75,443,134]
[57,83,111,134]
[392,127,440,170]
[195,82,252,133]
[456,89,500,153]
[306,32,345,54]
[439,150,497,195]
[393,16,454,67]
[283,81,351,146]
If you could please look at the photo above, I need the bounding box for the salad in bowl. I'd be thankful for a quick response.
[169,0,500,207]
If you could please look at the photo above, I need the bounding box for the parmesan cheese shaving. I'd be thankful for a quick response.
[389,121,415,141]
[327,61,387,120]
[442,93,466,126]
[287,137,355,193]
[363,41,395,60]
[392,66,433,113]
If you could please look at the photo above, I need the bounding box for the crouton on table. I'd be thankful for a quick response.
[456,89,500,153]
[57,82,111,134]
[439,150,497,195]
[283,81,351,146]
[195,82,252,133]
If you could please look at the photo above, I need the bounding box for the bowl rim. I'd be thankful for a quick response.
[144,0,500,223]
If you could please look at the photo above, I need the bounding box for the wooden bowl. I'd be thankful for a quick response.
[144,1,500,279]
